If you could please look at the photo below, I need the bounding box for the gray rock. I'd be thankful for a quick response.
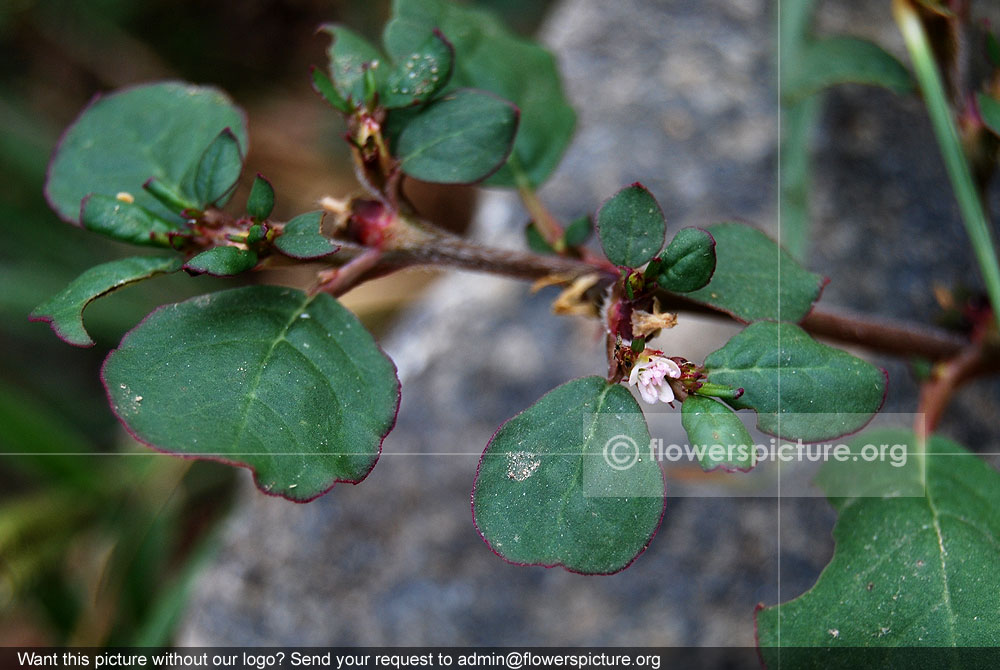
[179,0,999,647]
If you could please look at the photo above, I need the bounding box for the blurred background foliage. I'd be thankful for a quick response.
[0,0,552,645]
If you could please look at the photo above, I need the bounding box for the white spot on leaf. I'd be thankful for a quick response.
[506,451,541,481]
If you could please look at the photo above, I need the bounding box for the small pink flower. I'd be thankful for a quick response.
[627,351,682,404]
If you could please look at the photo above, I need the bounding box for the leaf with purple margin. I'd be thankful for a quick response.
[680,395,755,472]
[704,321,886,442]
[685,222,824,323]
[396,89,518,184]
[101,286,400,502]
[184,247,258,277]
[46,81,248,226]
[597,183,666,268]
[758,430,1000,664]
[191,128,243,207]
[274,211,339,260]
[657,227,716,293]
[246,174,275,221]
[30,255,182,347]
[473,376,664,574]
[383,0,575,187]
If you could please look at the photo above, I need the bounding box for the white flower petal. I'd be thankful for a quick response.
[628,362,643,386]
[638,383,658,404]
[657,382,675,404]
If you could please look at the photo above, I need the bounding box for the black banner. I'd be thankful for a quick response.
[3,647,998,670]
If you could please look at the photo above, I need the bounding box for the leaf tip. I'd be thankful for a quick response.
[28,311,95,348]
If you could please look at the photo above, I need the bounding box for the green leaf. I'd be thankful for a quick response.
[320,25,385,104]
[597,183,666,268]
[29,256,182,347]
[704,322,885,441]
[382,30,453,108]
[384,0,575,187]
[246,174,275,221]
[656,227,716,292]
[310,66,351,114]
[46,81,248,224]
[524,222,555,255]
[977,92,1000,137]
[396,89,518,184]
[183,247,258,277]
[246,223,266,245]
[191,128,243,207]
[758,431,1000,661]
[563,215,593,248]
[680,395,755,472]
[784,36,914,104]
[101,286,400,502]
[81,195,181,248]
[274,211,339,259]
[472,376,664,575]
[685,222,825,323]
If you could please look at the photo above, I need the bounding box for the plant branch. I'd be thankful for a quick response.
[323,224,980,364]
[335,231,604,282]
[798,307,969,362]
[916,342,990,439]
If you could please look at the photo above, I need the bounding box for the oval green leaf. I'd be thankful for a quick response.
[680,395,755,472]
[383,0,575,188]
[685,222,825,323]
[101,286,400,502]
[784,36,914,105]
[274,211,339,260]
[46,81,248,225]
[472,376,665,575]
[247,174,275,221]
[183,246,258,277]
[382,30,454,109]
[320,25,385,104]
[597,183,667,268]
[657,227,716,293]
[30,256,182,347]
[704,321,886,442]
[191,128,243,207]
[396,89,519,184]
[758,431,1000,662]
